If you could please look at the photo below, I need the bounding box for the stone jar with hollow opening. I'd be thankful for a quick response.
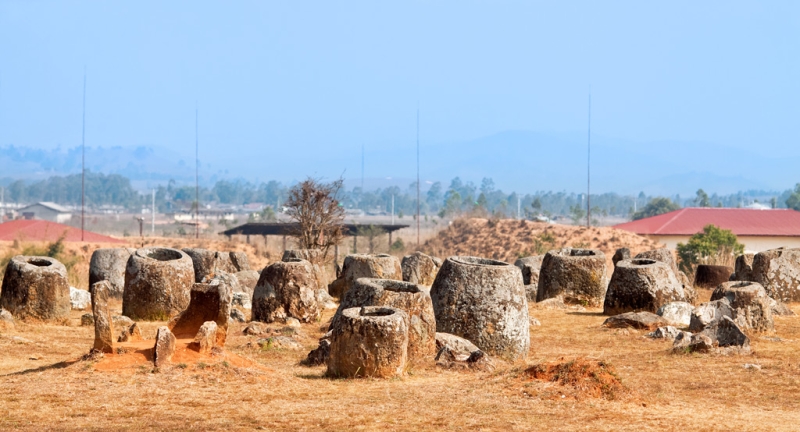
[1,255,71,321]
[122,247,195,321]
[536,248,608,306]
[327,306,409,378]
[603,258,685,315]
[430,256,529,361]
[331,278,436,363]
[328,253,402,298]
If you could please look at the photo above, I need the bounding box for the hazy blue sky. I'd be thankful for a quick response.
[1,1,799,191]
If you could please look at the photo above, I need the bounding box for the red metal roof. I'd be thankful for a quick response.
[0,220,125,243]
[614,208,800,237]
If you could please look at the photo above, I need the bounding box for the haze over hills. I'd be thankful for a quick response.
[1,130,795,197]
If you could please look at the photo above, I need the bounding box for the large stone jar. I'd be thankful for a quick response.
[603,258,686,315]
[536,248,608,306]
[430,256,529,361]
[1,256,70,321]
[89,248,135,299]
[328,253,402,298]
[749,248,800,302]
[252,258,320,323]
[514,255,544,300]
[401,251,442,286]
[122,248,195,320]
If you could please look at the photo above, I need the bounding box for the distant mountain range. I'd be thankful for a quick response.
[1,130,796,196]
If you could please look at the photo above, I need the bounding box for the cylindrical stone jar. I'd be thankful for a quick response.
[536,248,608,306]
[122,247,194,320]
[252,258,319,323]
[0,256,70,320]
[329,253,402,298]
[710,280,773,332]
[603,258,685,315]
[514,255,544,300]
[327,306,409,378]
[89,248,135,298]
[694,264,733,289]
[429,256,529,361]
[331,278,436,363]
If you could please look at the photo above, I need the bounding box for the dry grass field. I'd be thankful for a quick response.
[2,295,800,431]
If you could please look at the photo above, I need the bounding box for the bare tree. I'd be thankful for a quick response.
[285,177,345,261]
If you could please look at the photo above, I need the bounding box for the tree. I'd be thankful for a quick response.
[632,197,680,220]
[695,189,710,207]
[786,184,800,211]
[676,224,744,274]
[284,177,345,260]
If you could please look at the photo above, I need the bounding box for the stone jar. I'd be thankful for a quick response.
[536,248,608,306]
[749,248,800,302]
[401,251,442,286]
[328,253,402,298]
[0,255,70,321]
[603,258,685,315]
[122,247,195,321]
[514,255,544,300]
[252,258,320,323]
[430,256,529,361]
[89,248,135,298]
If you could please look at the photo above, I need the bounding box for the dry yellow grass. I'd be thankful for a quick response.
[1,299,799,431]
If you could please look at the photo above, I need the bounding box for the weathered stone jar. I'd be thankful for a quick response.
[694,265,733,289]
[749,248,800,302]
[328,253,402,298]
[332,278,436,363]
[122,247,195,320]
[603,258,685,315]
[1,255,70,320]
[536,248,608,306]
[252,258,320,323]
[182,248,250,283]
[514,255,544,300]
[327,306,409,378]
[401,251,442,286]
[430,256,529,361]
[89,248,135,298]
[169,277,233,346]
[710,281,773,332]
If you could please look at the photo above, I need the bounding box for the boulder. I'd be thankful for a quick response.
[689,299,734,332]
[603,259,686,315]
[430,256,529,360]
[88,248,135,299]
[327,254,402,299]
[331,278,436,363]
[252,259,320,323]
[90,281,116,353]
[602,312,669,331]
[327,306,409,378]
[232,292,251,309]
[656,302,694,327]
[748,248,800,302]
[182,248,249,283]
[258,336,303,351]
[168,278,233,347]
[122,248,194,321]
[701,316,750,349]
[694,265,733,289]
[113,315,135,330]
[283,249,329,288]
[0,308,15,330]
[435,332,480,358]
[0,256,70,321]
[612,248,631,267]
[303,339,331,366]
[676,272,698,304]
[402,251,441,286]
[234,270,261,297]
[514,255,544,300]
[229,308,247,323]
[70,287,91,310]
[228,251,250,271]
[768,298,795,316]
[647,326,681,340]
[709,281,773,332]
[315,289,337,310]
[194,321,218,354]
[153,326,176,367]
[243,322,266,335]
[81,313,94,326]
[731,253,755,281]
[118,322,142,342]
[536,248,608,306]
[673,332,714,353]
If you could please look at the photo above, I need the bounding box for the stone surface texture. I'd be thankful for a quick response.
[514,255,544,300]
[657,302,695,327]
[435,332,481,358]
[252,259,320,323]
[90,281,116,353]
[168,278,233,347]
[0,255,70,321]
[153,326,176,367]
[430,256,529,361]
[194,321,218,354]
[612,248,631,266]
[602,311,669,331]
[603,259,686,315]
[182,248,249,283]
[328,254,402,298]
[694,265,733,289]
[122,248,194,321]
[747,248,800,302]
[69,287,91,310]
[89,248,135,299]
[327,306,409,378]
[283,249,330,293]
[536,248,608,306]
[710,281,774,332]
[731,253,755,281]
[402,251,442,286]
[234,270,261,297]
[331,278,436,363]
[689,299,734,332]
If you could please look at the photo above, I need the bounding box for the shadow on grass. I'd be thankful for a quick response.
[565,311,606,317]
[2,359,80,376]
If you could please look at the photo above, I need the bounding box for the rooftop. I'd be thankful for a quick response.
[614,207,800,237]
[0,220,125,243]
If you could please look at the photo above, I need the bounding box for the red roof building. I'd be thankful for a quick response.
[614,208,800,252]
[0,220,125,243]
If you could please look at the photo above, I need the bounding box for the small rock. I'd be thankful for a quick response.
[315,289,338,310]
[118,323,143,342]
[687,333,714,353]
[530,318,541,326]
[769,297,795,316]
[70,287,92,310]
[194,321,218,354]
[0,308,15,330]
[603,312,669,331]
[81,313,94,326]
[112,315,135,329]
[12,336,32,344]
[533,297,569,310]
[285,317,301,328]
[257,336,303,351]
[743,363,762,371]
[153,326,176,367]
[302,339,331,366]
[232,292,252,309]
[243,322,266,335]
[657,302,694,327]
[229,308,247,323]
[435,332,480,358]
[647,326,681,340]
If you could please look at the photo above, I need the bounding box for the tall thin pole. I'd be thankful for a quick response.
[391,194,395,225]
[416,107,420,248]
[81,69,86,241]
[195,105,199,239]
[151,189,155,234]
[586,91,591,228]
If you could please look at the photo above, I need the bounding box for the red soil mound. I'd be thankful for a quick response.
[522,357,628,400]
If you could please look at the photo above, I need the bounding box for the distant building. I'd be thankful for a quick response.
[614,207,800,252]
[17,202,72,224]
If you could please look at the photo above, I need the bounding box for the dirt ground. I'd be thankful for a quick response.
[1,295,799,431]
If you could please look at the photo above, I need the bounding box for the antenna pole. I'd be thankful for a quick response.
[586,91,591,228]
[195,105,199,239]
[81,69,86,241]
[416,107,420,249]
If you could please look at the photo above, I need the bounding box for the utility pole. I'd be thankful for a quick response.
[517,196,521,219]
[195,105,199,239]
[416,107,420,249]
[151,189,155,234]
[391,194,395,225]
[81,69,86,241]
[586,91,591,228]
